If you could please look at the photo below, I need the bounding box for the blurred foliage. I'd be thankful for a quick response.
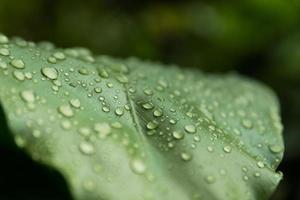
[0,0,299,199]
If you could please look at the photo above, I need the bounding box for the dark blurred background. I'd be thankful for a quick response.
[0,0,299,199]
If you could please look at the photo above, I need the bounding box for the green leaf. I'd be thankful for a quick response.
[0,33,284,200]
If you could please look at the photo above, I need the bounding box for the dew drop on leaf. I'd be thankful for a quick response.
[10,59,25,69]
[41,67,58,80]
[153,109,163,117]
[130,158,146,174]
[205,175,216,184]
[20,90,35,103]
[146,121,158,130]
[181,152,192,161]
[184,124,196,133]
[58,105,74,117]
[269,144,283,154]
[172,131,184,140]
[70,99,81,108]
[115,107,124,116]
[79,141,95,155]
[257,161,265,168]
[223,146,232,153]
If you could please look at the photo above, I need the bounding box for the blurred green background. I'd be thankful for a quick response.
[0,0,299,199]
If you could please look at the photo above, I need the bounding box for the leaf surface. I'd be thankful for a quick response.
[0,33,284,200]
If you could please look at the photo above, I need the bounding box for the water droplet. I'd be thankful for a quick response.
[146,121,158,130]
[153,109,163,117]
[70,99,81,108]
[254,172,261,177]
[181,152,192,161]
[106,82,113,88]
[11,59,25,69]
[83,180,95,191]
[269,144,283,154]
[115,107,124,116]
[242,119,253,129]
[205,175,216,184]
[223,146,232,153]
[61,120,72,130]
[94,87,102,93]
[0,48,10,56]
[13,70,25,81]
[184,124,196,133]
[207,146,214,152]
[173,131,184,140]
[0,61,7,69]
[257,161,265,168]
[98,68,109,78]
[94,122,111,138]
[143,88,153,95]
[53,52,65,60]
[130,158,146,174]
[78,68,89,75]
[102,106,110,113]
[20,90,35,103]
[79,141,95,155]
[41,67,58,80]
[0,34,9,44]
[193,135,200,142]
[169,119,177,124]
[58,105,74,117]
[79,127,91,137]
[116,74,128,83]
[142,102,154,110]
